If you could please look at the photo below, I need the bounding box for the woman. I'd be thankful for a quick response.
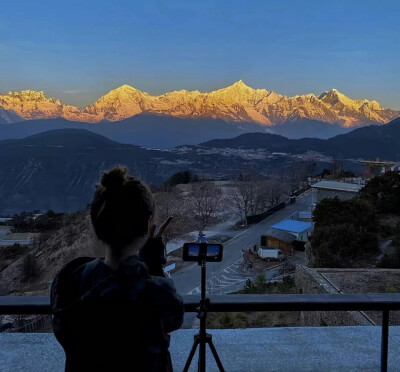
[51,166,184,372]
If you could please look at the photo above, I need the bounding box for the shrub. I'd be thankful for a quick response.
[359,172,400,215]
[310,197,379,267]
[22,253,38,281]
[378,241,400,268]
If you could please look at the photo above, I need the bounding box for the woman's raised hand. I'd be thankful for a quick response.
[148,216,173,238]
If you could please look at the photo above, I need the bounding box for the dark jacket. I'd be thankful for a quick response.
[51,237,184,372]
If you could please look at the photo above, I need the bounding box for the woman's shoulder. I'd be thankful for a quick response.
[51,257,100,312]
[142,275,183,306]
[53,257,99,283]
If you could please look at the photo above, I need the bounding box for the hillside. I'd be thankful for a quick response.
[0,129,182,213]
[2,118,400,214]
[0,115,262,148]
[201,117,400,160]
[0,128,298,214]
[0,210,95,295]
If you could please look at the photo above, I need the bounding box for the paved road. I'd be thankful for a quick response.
[172,191,312,296]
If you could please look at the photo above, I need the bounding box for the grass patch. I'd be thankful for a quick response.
[207,275,301,328]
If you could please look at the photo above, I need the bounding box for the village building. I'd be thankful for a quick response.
[360,159,395,179]
[311,180,362,205]
[260,227,297,256]
[270,220,313,242]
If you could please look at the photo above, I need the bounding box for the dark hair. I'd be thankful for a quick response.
[90,165,155,251]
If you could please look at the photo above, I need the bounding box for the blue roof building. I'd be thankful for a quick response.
[270,220,313,242]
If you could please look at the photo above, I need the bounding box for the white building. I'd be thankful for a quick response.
[311,180,362,206]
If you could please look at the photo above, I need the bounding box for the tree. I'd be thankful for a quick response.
[22,253,38,281]
[309,197,379,267]
[228,175,290,225]
[286,159,315,194]
[154,187,194,244]
[46,210,55,217]
[358,171,400,215]
[228,181,259,226]
[188,182,222,233]
[163,171,198,189]
[262,175,289,206]
[378,239,400,268]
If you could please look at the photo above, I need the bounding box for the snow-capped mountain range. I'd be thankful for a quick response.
[0,80,398,127]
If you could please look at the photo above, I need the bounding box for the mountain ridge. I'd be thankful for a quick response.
[0,128,295,214]
[0,115,260,148]
[1,81,398,128]
[201,117,400,160]
[2,120,400,214]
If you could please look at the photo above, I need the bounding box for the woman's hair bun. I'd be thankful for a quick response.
[101,165,127,191]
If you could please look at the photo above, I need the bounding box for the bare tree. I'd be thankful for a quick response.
[228,172,294,225]
[285,160,315,194]
[228,181,261,226]
[188,182,222,233]
[262,175,289,206]
[154,187,194,245]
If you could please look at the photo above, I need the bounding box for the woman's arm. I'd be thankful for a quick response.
[138,237,166,277]
[139,216,173,276]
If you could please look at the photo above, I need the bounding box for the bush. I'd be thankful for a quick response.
[310,197,379,267]
[378,238,400,268]
[236,275,295,294]
[12,211,64,232]
[385,286,400,293]
[0,243,26,261]
[163,171,198,188]
[312,197,377,231]
[310,224,378,267]
[359,172,400,215]
[22,253,38,281]
[207,277,299,328]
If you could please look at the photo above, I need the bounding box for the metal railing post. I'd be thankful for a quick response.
[381,309,389,372]
[2,293,400,371]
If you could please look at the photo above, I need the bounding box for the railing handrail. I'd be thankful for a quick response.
[2,293,400,314]
[1,293,397,371]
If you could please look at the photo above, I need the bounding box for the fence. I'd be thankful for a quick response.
[246,202,286,224]
[246,186,310,225]
[1,293,400,372]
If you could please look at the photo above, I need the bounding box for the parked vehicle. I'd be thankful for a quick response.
[258,247,285,261]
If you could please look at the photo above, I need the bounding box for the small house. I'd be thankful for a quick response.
[311,180,362,205]
[297,211,312,222]
[261,227,297,256]
[270,219,312,242]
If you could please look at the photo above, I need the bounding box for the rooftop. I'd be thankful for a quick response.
[311,180,362,193]
[270,220,312,234]
[298,211,312,220]
[1,327,399,371]
[262,227,296,243]
[360,160,396,166]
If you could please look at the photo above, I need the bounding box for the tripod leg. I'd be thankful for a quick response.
[182,338,200,372]
[199,334,206,372]
[207,338,226,372]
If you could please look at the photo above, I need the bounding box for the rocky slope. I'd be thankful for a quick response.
[1,81,398,127]
[0,210,95,295]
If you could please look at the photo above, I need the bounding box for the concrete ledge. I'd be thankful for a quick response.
[1,326,400,371]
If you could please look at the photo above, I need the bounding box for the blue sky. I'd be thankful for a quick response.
[0,0,399,108]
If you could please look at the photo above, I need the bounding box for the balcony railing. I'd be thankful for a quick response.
[1,293,400,372]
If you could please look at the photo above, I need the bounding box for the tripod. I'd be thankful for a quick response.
[182,257,225,372]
